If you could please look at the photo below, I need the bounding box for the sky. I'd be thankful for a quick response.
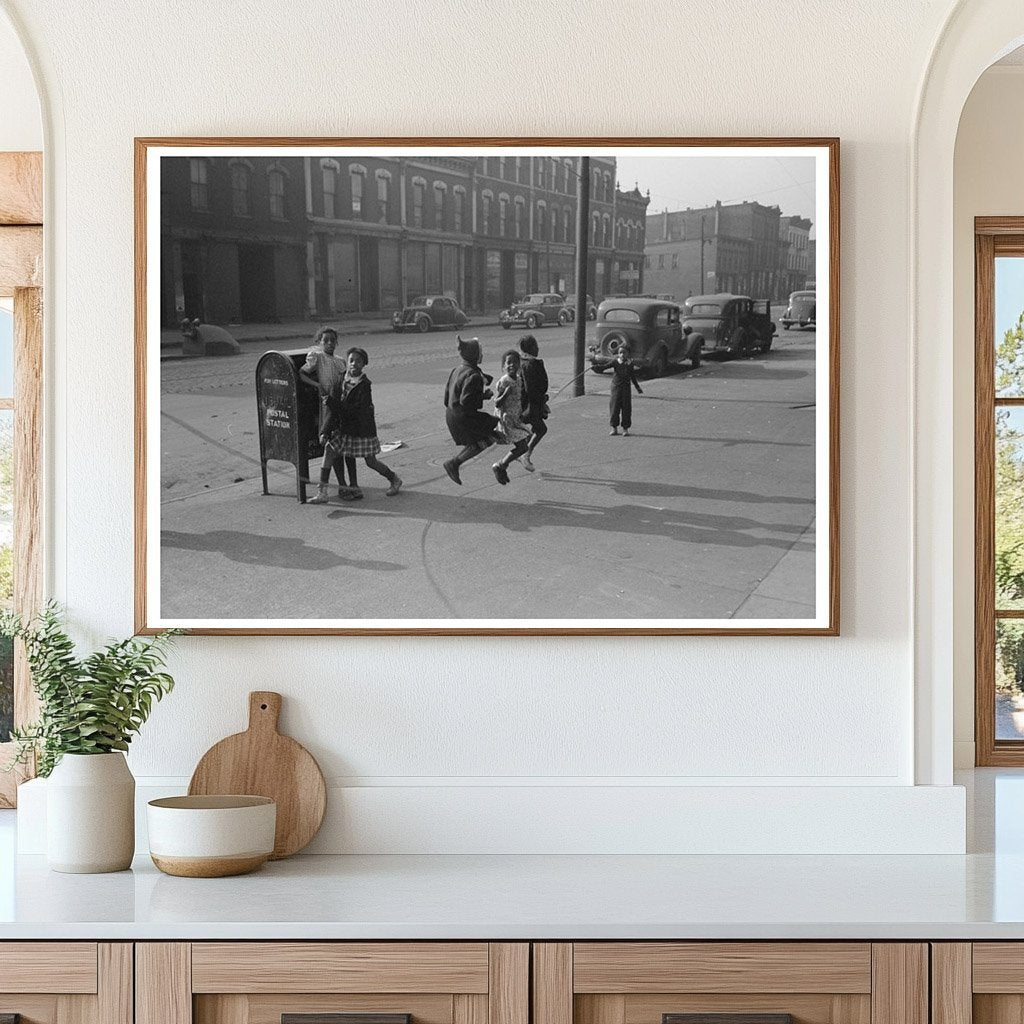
[614,154,817,231]
[0,309,12,397]
[997,257,1024,341]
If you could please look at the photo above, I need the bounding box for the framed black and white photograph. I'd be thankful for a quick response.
[135,137,839,635]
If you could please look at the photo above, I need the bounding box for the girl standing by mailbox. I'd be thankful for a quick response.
[300,327,358,502]
[325,347,402,499]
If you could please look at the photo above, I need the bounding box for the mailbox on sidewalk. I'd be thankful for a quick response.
[255,349,323,502]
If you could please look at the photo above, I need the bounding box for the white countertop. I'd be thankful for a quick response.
[0,849,1022,940]
[1,769,1021,941]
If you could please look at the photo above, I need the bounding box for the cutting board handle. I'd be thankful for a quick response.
[248,691,282,734]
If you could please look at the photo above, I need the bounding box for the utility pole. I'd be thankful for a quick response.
[700,214,706,291]
[573,156,590,397]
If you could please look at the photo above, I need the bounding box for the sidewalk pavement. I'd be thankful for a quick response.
[158,352,819,623]
[160,314,504,353]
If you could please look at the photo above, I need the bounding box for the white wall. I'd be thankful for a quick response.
[952,66,1024,767]
[0,0,976,852]
[0,7,39,151]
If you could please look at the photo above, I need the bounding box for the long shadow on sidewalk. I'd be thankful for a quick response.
[161,529,407,572]
[536,473,815,506]
[320,486,814,552]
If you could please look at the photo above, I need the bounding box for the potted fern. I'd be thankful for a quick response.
[1,603,178,873]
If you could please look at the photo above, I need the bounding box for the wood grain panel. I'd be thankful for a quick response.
[573,944,871,994]
[136,943,192,1024]
[195,995,248,1024]
[576,996,625,1024]
[0,943,97,993]
[56,993,95,1024]
[870,945,927,1024]
[14,285,43,723]
[98,945,132,1024]
[0,153,42,225]
[192,944,489,994]
[972,944,1024,992]
[241,994,453,1024]
[0,995,59,1024]
[623,993,867,1024]
[0,226,42,295]
[534,945,572,1024]
[488,944,527,1024]
[974,995,1024,1024]
[931,945,971,1024]
[976,230,998,765]
[453,994,487,1024]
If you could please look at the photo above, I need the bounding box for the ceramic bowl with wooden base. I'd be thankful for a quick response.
[147,795,276,877]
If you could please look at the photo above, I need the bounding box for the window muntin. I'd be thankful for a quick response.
[268,169,286,219]
[189,158,209,211]
[230,163,251,217]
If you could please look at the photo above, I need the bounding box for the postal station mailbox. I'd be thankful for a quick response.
[255,349,324,502]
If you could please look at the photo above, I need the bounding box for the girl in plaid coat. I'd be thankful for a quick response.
[321,347,402,500]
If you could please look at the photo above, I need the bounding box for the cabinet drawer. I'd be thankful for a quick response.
[0,943,130,1024]
[534,944,925,1024]
[139,943,528,1024]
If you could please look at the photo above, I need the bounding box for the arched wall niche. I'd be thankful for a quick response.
[914,0,1024,785]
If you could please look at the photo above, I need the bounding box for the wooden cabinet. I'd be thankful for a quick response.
[0,943,132,1024]
[136,944,528,1024]
[532,944,928,1024]
[932,943,1024,1024]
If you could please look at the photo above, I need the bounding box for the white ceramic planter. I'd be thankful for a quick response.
[46,752,135,873]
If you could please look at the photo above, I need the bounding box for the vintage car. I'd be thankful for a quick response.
[780,289,816,330]
[588,297,702,376]
[392,295,469,333]
[681,293,776,357]
[499,292,572,329]
[562,293,598,321]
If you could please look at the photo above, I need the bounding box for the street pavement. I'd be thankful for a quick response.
[158,316,819,623]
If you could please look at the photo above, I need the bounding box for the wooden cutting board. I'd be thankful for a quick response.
[188,691,326,859]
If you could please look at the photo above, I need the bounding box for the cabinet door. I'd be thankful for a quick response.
[0,943,131,1024]
[943,943,1024,1024]
[533,944,927,1024]
[137,943,528,1024]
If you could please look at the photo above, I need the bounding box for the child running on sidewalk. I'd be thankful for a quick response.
[491,349,531,485]
[518,334,549,472]
[299,326,357,502]
[608,343,643,436]
[326,347,402,499]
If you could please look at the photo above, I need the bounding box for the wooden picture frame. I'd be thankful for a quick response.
[135,137,839,636]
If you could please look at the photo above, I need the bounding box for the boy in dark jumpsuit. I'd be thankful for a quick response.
[608,344,643,435]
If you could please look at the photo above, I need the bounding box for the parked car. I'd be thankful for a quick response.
[392,295,469,333]
[562,293,598,321]
[588,298,702,376]
[681,293,776,357]
[780,289,816,330]
[500,292,572,329]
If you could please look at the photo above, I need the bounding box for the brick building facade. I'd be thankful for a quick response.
[160,154,649,326]
[643,200,801,303]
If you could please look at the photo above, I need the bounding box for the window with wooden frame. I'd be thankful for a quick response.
[0,151,45,806]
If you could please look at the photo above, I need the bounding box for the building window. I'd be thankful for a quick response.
[555,160,564,193]
[564,206,572,242]
[230,162,251,217]
[591,212,599,246]
[377,172,390,223]
[658,254,665,269]
[672,252,679,269]
[499,157,507,180]
[550,206,558,242]
[350,169,363,219]
[189,158,209,211]
[603,172,611,201]
[644,256,650,269]
[434,183,446,229]
[536,159,545,191]
[412,179,425,228]
[454,189,464,232]
[536,203,546,241]
[481,192,492,234]
[321,164,337,219]
[514,198,524,239]
[268,167,286,219]
[593,169,601,200]
[603,215,611,248]
[498,195,508,237]
[566,160,576,196]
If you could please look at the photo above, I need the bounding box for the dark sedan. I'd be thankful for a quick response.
[392,295,469,333]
